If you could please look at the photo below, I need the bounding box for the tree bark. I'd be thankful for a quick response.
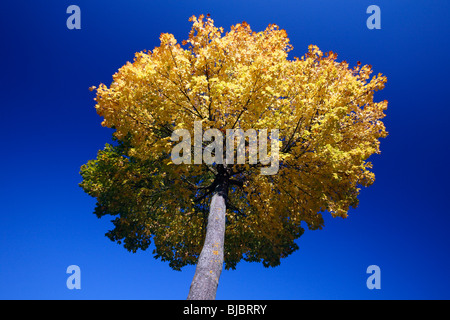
[187,167,228,300]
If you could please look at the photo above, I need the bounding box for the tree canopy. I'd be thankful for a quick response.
[80,14,387,272]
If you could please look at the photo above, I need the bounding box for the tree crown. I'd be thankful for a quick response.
[81,15,387,270]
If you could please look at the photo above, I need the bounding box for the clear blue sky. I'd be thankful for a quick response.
[1,0,449,299]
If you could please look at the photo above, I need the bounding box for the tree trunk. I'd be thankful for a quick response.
[187,168,228,300]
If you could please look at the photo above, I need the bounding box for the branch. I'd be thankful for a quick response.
[193,186,215,203]
[226,200,247,218]
[282,116,304,153]
[229,179,244,188]
[230,74,262,129]
[205,164,218,175]
[181,176,213,190]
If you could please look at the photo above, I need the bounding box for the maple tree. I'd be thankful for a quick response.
[80,15,388,299]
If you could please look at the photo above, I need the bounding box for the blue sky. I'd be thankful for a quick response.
[1,0,449,299]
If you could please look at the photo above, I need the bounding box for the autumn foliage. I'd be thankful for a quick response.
[81,15,387,272]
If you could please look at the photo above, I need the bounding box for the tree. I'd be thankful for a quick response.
[80,15,388,300]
